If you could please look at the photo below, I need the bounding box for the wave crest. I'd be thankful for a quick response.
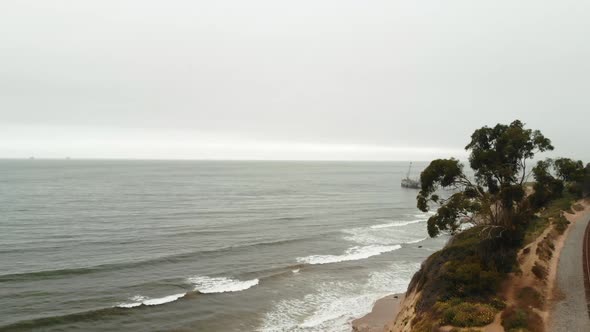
[296,245,401,265]
[188,276,259,294]
[116,293,186,308]
[370,219,423,229]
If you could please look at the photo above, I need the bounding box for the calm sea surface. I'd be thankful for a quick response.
[0,160,446,332]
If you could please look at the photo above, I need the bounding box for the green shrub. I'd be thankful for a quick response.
[567,182,584,198]
[437,301,497,327]
[573,203,584,212]
[490,297,507,310]
[553,215,570,234]
[536,240,553,262]
[523,216,550,245]
[502,306,543,332]
[531,263,548,280]
[410,314,437,332]
[502,307,528,330]
[408,226,517,315]
[517,287,544,309]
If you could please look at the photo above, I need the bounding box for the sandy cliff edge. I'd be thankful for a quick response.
[352,199,590,332]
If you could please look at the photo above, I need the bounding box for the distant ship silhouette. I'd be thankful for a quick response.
[401,162,420,189]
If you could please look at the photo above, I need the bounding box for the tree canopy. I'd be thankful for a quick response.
[418,120,554,237]
[531,157,589,201]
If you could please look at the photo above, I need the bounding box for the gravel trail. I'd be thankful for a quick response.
[550,210,590,332]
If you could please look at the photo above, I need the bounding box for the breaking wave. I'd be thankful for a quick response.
[370,219,423,229]
[116,293,186,308]
[188,276,259,294]
[296,245,401,265]
[258,262,422,332]
[116,275,260,309]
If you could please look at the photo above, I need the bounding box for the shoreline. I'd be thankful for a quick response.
[352,200,590,332]
[351,293,405,332]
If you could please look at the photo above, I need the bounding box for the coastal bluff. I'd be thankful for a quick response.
[353,200,590,332]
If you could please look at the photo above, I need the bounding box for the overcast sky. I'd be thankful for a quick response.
[1,1,589,160]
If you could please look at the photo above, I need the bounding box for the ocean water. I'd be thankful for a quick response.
[0,160,447,332]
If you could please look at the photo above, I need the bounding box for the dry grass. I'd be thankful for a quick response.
[572,203,584,212]
[501,306,544,332]
[516,287,544,309]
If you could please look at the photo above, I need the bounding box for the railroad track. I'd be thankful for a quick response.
[584,218,590,318]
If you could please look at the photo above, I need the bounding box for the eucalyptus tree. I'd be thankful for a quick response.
[417,120,554,237]
[553,158,587,197]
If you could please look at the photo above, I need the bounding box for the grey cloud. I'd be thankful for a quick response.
[1,0,589,160]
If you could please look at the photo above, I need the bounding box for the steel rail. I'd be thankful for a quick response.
[583,217,590,318]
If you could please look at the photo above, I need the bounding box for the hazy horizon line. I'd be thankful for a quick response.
[0,157,443,162]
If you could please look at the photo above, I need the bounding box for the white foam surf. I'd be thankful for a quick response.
[116,276,259,308]
[116,293,186,308]
[296,245,401,265]
[405,237,427,244]
[258,262,422,332]
[342,226,422,246]
[413,211,436,218]
[370,219,423,229]
[188,276,259,294]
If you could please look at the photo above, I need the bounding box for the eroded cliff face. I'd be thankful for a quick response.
[379,200,590,332]
[384,290,420,332]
